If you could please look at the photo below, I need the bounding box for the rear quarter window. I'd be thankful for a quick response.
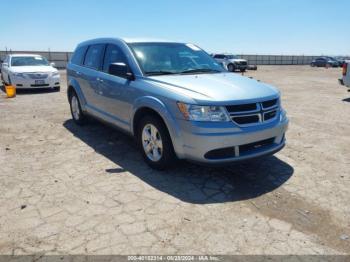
[70,46,88,65]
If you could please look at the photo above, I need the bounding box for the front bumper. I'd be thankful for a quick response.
[11,75,60,89]
[235,64,248,70]
[175,117,289,164]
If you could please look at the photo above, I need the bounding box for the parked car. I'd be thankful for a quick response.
[1,54,60,91]
[310,57,339,67]
[335,57,350,67]
[339,61,350,90]
[212,53,248,72]
[67,38,288,169]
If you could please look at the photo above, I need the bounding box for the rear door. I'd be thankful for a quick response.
[81,44,106,110]
[97,44,133,129]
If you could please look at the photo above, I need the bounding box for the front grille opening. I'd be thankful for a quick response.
[232,115,259,125]
[226,103,257,113]
[264,110,277,121]
[239,138,275,155]
[204,147,235,160]
[262,99,278,108]
[28,73,48,79]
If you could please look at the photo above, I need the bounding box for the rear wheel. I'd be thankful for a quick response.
[137,115,176,170]
[69,91,86,125]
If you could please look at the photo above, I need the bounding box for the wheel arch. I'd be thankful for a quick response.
[67,78,87,111]
[131,96,185,159]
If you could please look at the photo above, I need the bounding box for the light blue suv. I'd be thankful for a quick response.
[67,38,288,169]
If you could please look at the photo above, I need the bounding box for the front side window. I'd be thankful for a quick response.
[103,44,128,73]
[83,44,105,70]
[128,42,224,75]
[11,56,49,66]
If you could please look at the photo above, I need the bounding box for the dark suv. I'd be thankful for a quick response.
[311,57,339,67]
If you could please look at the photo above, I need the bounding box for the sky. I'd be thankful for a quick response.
[1,0,349,55]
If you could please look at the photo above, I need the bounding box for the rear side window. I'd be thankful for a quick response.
[71,46,88,65]
[102,44,128,73]
[214,55,225,59]
[83,44,105,70]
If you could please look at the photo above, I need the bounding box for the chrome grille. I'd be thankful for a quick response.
[226,99,279,126]
[26,73,48,79]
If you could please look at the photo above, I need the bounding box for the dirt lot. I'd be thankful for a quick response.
[0,66,349,255]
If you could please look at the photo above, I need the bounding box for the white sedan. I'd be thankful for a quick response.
[1,54,60,91]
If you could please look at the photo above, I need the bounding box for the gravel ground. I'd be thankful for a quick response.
[0,66,349,255]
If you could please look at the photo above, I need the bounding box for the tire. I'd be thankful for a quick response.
[240,68,246,73]
[137,115,177,170]
[227,64,235,72]
[69,90,86,125]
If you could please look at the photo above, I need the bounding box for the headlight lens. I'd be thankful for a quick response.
[177,102,230,122]
[280,108,287,122]
[52,71,59,76]
[13,73,25,78]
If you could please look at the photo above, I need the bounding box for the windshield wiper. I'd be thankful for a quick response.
[145,71,176,76]
[180,68,222,74]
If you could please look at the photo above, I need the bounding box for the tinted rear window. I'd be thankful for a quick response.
[71,46,88,65]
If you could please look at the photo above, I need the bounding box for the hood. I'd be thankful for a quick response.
[147,73,279,104]
[9,66,57,73]
[228,58,247,63]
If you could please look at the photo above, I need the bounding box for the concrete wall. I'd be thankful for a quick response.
[0,50,319,68]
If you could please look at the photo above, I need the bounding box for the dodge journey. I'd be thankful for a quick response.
[67,38,288,169]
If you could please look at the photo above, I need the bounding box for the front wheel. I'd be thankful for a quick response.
[227,64,235,72]
[69,91,86,125]
[137,115,177,170]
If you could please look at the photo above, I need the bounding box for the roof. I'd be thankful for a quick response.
[121,37,177,43]
[77,37,184,47]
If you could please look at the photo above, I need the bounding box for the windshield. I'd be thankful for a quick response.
[226,55,239,59]
[11,56,49,66]
[128,42,224,75]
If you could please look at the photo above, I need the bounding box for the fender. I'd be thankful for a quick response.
[131,96,185,158]
[67,77,87,111]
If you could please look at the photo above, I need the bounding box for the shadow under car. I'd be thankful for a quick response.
[63,119,294,204]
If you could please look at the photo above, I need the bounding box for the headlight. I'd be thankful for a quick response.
[13,73,26,78]
[280,108,287,122]
[177,102,230,122]
[52,71,59,76]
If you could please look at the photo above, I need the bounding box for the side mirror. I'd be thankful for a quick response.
[50,62,56,67]
[109,63,134,80]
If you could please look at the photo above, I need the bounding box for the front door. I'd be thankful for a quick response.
[96,44,133,130]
